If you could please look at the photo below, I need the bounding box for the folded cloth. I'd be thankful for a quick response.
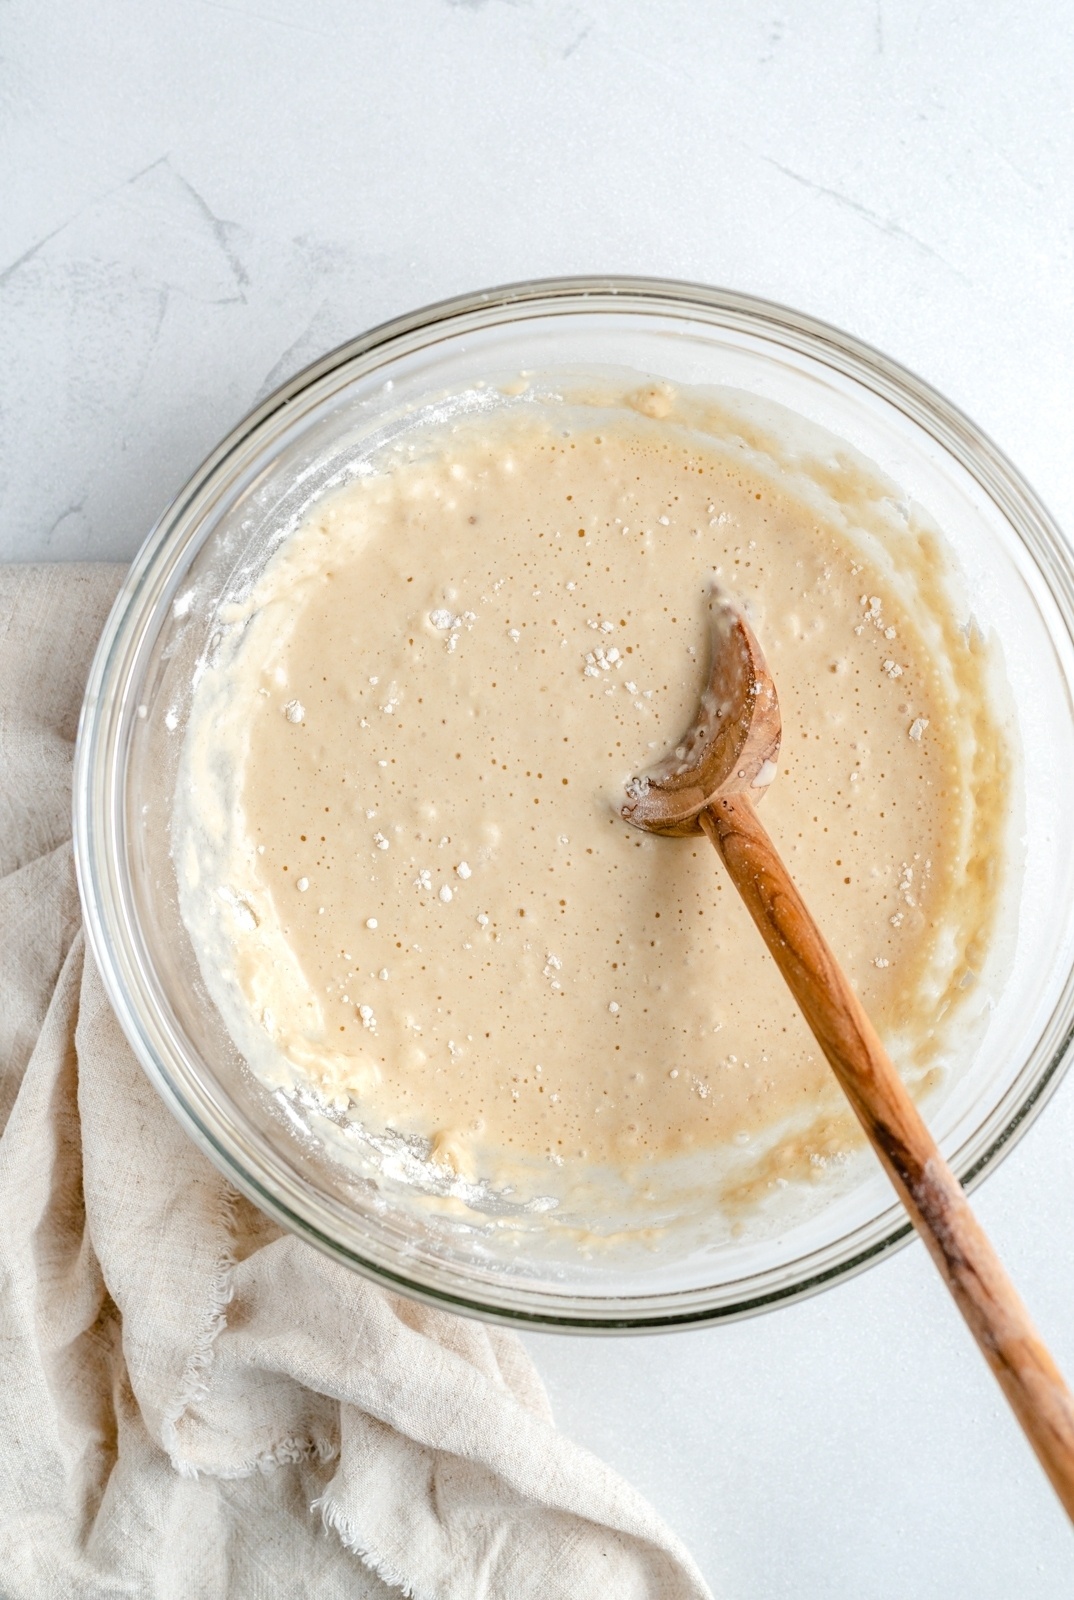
[0,564,713,1600]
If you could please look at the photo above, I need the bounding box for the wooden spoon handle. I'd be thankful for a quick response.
[700,795,1074,1519]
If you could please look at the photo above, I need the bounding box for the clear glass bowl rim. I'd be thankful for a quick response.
[73,275,1074,1333]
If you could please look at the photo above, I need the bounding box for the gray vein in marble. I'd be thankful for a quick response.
[41,502,87,548]
[192,0,334,37]
[560,20,592,59]
[0,155,171,287]
[764,158,971,282]
[165,165,251,300]
[256,312,328,401]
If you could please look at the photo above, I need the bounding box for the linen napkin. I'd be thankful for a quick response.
[0,563,713,1600]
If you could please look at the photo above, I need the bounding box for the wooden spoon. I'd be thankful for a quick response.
[622,586,1074,1520]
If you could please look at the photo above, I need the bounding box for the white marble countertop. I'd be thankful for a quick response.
[4,1,1073,1591]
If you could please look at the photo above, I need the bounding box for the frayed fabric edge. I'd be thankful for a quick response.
[159,1181,240,1473]
[173,1433,341,1483]
[313,1491,436,1600]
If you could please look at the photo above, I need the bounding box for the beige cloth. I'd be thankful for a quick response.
[0,564,713,1600]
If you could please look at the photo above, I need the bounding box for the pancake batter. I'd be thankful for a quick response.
[176,378,1009,1211]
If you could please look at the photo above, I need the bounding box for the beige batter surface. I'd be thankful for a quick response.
[177,379,1008,1211]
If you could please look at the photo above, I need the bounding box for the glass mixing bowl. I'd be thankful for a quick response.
[74,278,1074,1330]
